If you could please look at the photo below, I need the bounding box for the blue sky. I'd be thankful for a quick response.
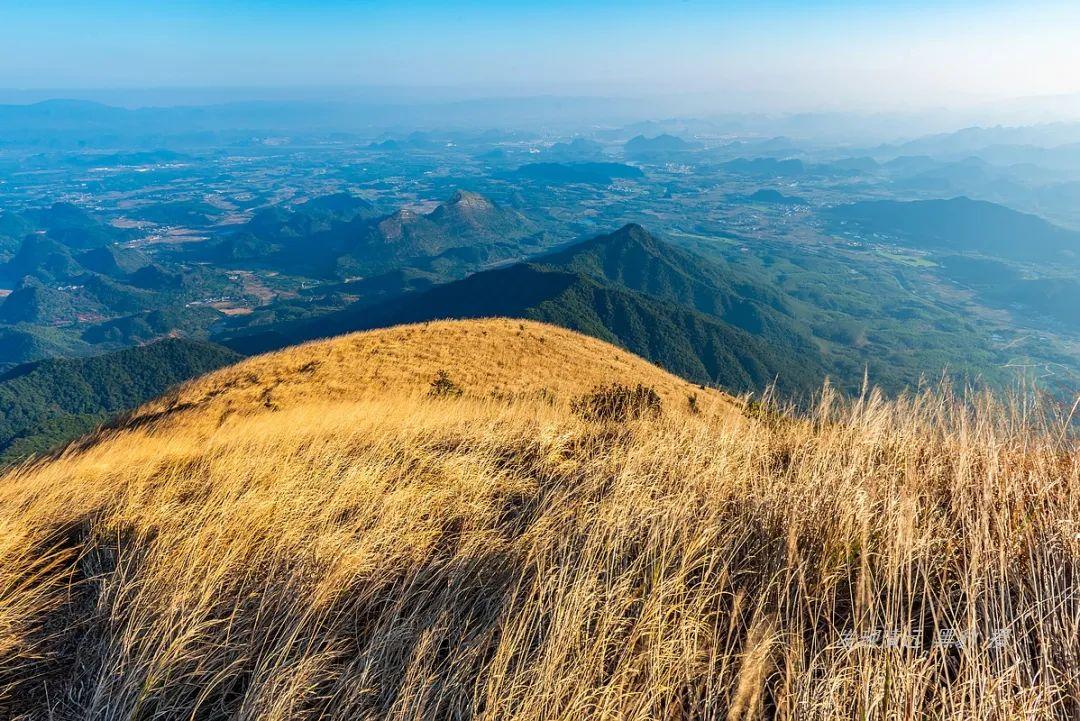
[1,1,1078,110]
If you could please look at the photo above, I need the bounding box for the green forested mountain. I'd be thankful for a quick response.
[81,306,223,345]
[222,224,829,395]
[1,234,83,283]
[2,235,149,284]
[133,200,223,226]
[335,190,542,276]
[0,274,155,325]
[0,338,240,465]
[30,202,137,249]
[0,210,34,257]
[77,245,151,277]
[293,192,380,222]
[0,278,74,324]
[0,325,88,369]
[536,224,799,331]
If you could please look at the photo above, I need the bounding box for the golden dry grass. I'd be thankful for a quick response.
[0,319,1077,720]
[127,319,732,425]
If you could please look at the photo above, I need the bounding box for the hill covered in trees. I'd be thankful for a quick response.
[0,337,239,465]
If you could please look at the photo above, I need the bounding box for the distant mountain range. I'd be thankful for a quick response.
[541,137,606,161]
[624,134,696,159]
[352,190,538,272]
[824,196,1080,264]
[204,190,547,279]
[0,97,673,144]
[222,224,827,395]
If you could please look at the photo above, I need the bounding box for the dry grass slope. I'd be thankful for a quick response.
[128,318,732,427]
[1,319,1077,720]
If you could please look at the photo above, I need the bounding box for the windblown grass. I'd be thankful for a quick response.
[0,320,1077,720]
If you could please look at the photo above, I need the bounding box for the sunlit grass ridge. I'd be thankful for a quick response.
[1,319,1077,719]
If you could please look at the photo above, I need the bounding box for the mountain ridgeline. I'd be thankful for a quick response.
[224,224,827,395]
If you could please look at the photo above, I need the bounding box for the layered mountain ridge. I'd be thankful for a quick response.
[223,223,827,394]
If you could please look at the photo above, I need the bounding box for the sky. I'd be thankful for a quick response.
[1,0,1079,112]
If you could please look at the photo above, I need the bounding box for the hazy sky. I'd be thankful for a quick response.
[2,0,1079,111]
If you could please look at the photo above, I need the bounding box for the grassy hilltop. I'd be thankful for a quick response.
[1,319,1077,719]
